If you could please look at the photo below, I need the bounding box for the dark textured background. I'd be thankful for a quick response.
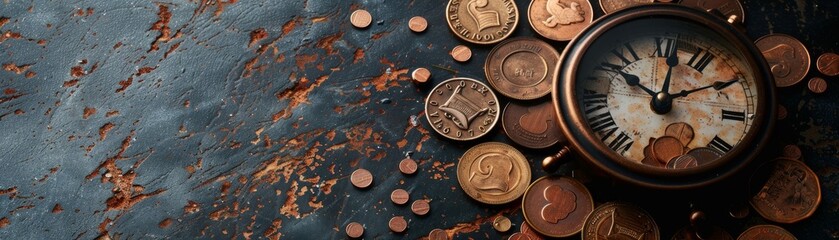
[0,0,836,239]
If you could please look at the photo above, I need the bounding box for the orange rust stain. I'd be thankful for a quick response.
[105,110,119,117]
[249,28,268,48]
[0,217,8,229]
[25,71,36,78]
[51,204,63,213]
[371,31,390,40]
[281,17,302,37]
[99,123,115,141]
[136,66,157,76]
[280,181,300,218]
[368,68,409,92]
[164,42,180,58]
[158,218,173,228]
[294,54,318,71]
[397,139,408,148]
[13,109,23,115]
[272,75,328,122]
[325,130,336,141]
[2,63,31,74]
[83,107,96,119]
[63,79,79,87]
[0,187,17,199]
[0,17,9,28]
[184,200,200,214]
[0,30,23,43]
[3,88,15,95]
[70,66,86,78]
[116,77,133,93]
[353,48,364,64]
[316,32,344,55]
[263,219,282,240]
[149,4,172,52]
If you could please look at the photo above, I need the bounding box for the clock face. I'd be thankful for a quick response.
[575,17,758,169]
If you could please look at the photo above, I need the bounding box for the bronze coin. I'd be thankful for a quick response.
[667,154,698,169]
[389,216,408,233]
[816,52,839,76]
[486,37,559,100]
[412,68,431,83]
[755,34,811,87]
[345,222,364,238]
[425,78,500,141]
[582,202,660,240]
[409,16,428,33]
[527,0,593,41]
[451,45,472,62]
[493,216,512,232]
[350,10,372,28]
[522,176,594,237]
[411,199,430,215]
[664,122,695,146]
[502,101,563,148]
[781,145,802,160]
[652,136,685,165]
[736,225,796,240]
[680,0,745,23]
[457,142,530,204]
[807,77,827,94]
[391,189,410,205]
[428,228,449,240]
[519,221,546,240]
[599,0,654,14]
[350,168,373,188]
[685,147,724,166]
[445,0,518,44]
[399,157,419,174]
[777,105,787,120]
[672,226,733,240]
[749,158,821,224]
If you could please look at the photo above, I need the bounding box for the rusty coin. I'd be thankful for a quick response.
[446,0,518,44]
[457,142,530,204]
[412,68,431,83]
[816,52,839,76]
[755,34,811,87]
[599,0,654,14]
[350,10,372,28]
[391,189,410,205]
[807,77,827,94]
[502,101,563,148]
[345,222,364,238]
[411,199,430,215]
[736,225,796,240]
[685,147,724,166]
[428,228,448,240]
[451,45,473,62]
[425,78,500,141]
[582,202,659,240]
[672,225,733,240]
[652,136,686,165]
[486,37,559,100]
[777,105,787,120]
[749,158,821,224]
[409,16,428,32]
[680,0,745,23]
[522,176,594,237]
[399,157,419,174]
[389,216,408,233]
[350,168,373,188]
[781,145,802,160]
[528,0,593,41]
[667,154,699,169]
[664,122,695,146]
[493,216,512,232]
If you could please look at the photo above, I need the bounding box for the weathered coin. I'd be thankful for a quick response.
[599,0,654,14]
[445,0,518,44]
[808,77,827,94]
[493,216,512,232]
[736,225,796,240]
[672,226,733,240]
[389,216,408,233]
[486,37,559,99]
[680,0,745,23]
[399,157,419,174]
[755,34,811,87]
[781,145,802,160]
[391,189,410,205]
[652,136,685,165]
[582,202,659,240]
[457,142,530,204]
[412,68,431,83]
[749,158,821,224]
[345,222,364,238]
[411,199,430,215]
[502,101,563,148]
[451,45,473,62]
[428,228,449,240]
[425,78,500,141]
[409,16,428,33]
[528,0,593,41]
[522,176,593,237]
[667,154,699,169]
[816,52,839,76]
[350,10,372,28]
[518,221,546,240]
[664,122,695,146]
[685,147,724,166]
[351,169,373,188]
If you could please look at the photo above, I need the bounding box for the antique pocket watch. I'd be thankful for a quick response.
[550,5,776,189]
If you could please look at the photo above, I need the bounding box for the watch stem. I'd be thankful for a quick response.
[542,146,571,173]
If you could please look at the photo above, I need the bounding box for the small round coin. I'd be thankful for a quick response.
[781,145,802,160]
[816,52,839,76]
[599,0,654,14]
[485,37,559,100]
[445,0,518,44]
[528,0,593,41]
[451,45,473,62]
[425,78,500,141]
[345,222,364,238]
[350,169,373,188]
[428,228,448,240]
[389,216,408,233]
[755,34,811,87]
[664,122,695,146]
[411,199,430,215]
[412,68,431,83]
[409,16,428,33]
[680,0,745,23]
[652,136,686,165]
[399,157,419,174]
[493,216,512,232]
[523,176,594,237]
[582,202,659,240]
[350,10,372,28]
[502,101,563,148]
[808,77,827,94]
[391,189,410,205]
[749,158,821,224]
[457,142,530,204]
[736,225,796,240]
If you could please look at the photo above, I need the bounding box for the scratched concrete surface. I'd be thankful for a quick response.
[0,0,836,239]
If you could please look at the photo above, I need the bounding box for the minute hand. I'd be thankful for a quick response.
[671,78,740,98]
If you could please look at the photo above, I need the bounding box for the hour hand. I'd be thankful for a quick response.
[604,65,656,96]
[672,78,740,98]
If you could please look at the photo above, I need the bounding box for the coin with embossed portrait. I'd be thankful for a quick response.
[528,0,593,41]
[457,142,530,204]
[425,78,500,141]
[582,202,659,240]
[446,0,519,44]
[522,176,593,237]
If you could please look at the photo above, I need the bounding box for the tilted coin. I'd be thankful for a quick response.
[582,202,659,240]
[755,34,811,87]
[409,16,428,33]
[351,169,373,188]
[685,147,724,166]
[411,199,430,215]
[389,216,408,233]
[652,136,685,165]
[412,68,431,83]
[816,52,839,76]
[599,0,654,14]
[736,225,796,240]
[399,157,419,174]
[517,221,546,240]
[672,226,733,240]
[345,222,364,238]
[667,154,698,169]
[425,78,500,141]
[451,45,473,62]
[680,0,745,23]
[502,101,563,149]
[350,10,373,28]
[781,145,802,160]
[528,0,593,41]
[391,189,410,205]
[749,158,821,224]
[522,176,594,237]
[486,37,559,100]
[664,122,695,146]
[808,77,827,94]
[428,228,449,240]
[493,216,512,232]
[446,0,519,44]
[457,142,530,204]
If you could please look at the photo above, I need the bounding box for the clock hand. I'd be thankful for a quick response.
[671,78,740,98]
[603,65,657,96]
[661,37,679,94]
[651,36,680,114]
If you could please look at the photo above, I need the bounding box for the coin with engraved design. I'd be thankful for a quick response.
[457,142,530,204]
[522,176,593,237]
[426,78,500,141]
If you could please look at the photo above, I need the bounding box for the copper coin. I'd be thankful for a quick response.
[350,10,372,28]
[391,189,410,205]
[522,176,594,237]
[728,202,750,219]
[749,158,821,224]
[389,216,408,233]
[411,199,430,215]
[816,52,839,76]
[685,147,724,166]
[664,122,695,146]
[493,216,512,232]
[451,45,473,62]
[652,136,685,165]
[350,168,373,188]
[486,37,559,100]
[777,105,787,120]
[409,16,428,33]
[599,0,654,14]
[429,228,449,240]
[781,145,802,160]
[736,225,796,240]
[412,68,431,83]
[582,202,659,240]
[680,0,745,23]
[457,142,530,204]
[667,154,699,169]
[519,221,546,240]
[672,226,733,240]
[807,77,827,94]
[528,0,593,41]
[445,0,518,44]
[425,78,500,141]
[502,101,563,148]
[755,34,811,87]
[399,157,419,174]
[345,222,364,238]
